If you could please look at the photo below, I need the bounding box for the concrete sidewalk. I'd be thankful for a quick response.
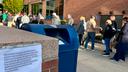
[77,43,128,72]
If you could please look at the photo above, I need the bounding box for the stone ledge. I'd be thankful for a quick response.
[0,26,59,62]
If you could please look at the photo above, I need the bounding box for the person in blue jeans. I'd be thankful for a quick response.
[85,16,96,50]
[112,42,126,61]
[85,32,95,50]
[102,19,114,56]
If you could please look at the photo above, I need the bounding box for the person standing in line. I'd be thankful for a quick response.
[52,12,60,25]
[2,10,8,26]
[14,12,22,29]
[84,16,96,50]
[31,15,38,24]
[77,16,86,46]
[109,16,118,52]
[21,13,30,26]
[8,13,14,27]
[102,19,114,56]
[110,15,118,35]
[80,16,87,46]
[12,13,18,27]
[21,13,30,23]
[38,13,45,24]
[111,17,128,61]
[67,14,74,25]
[28,14,33,23]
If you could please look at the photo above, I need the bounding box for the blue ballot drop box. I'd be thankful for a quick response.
[20,24,46,35]
[21,24,80,72]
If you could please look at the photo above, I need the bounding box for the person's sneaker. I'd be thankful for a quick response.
[103,53,110,56]
[85,48,90,50]
[80,45,84,48]
[110,49,113,52]
[110,58,115,60]
[110,58,119,61]
[103,50,106,52]
[104,49,112,52]
[91,49,95,51]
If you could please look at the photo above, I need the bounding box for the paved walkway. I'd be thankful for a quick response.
[77,43,128,72]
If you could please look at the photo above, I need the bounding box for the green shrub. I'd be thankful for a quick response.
[61,19,67,25]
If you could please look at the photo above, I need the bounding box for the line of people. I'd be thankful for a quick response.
[72,15,99,51]
[0,11,45,28]
[100,16,128,61]
[71,14,128,62]
[1,10,128,61]
[0,11,75,28]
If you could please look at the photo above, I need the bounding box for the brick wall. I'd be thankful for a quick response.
[64,0,128,23]
[43,59,58,72]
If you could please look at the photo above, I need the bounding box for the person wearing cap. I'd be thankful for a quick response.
[102,19,114,56]
[52,12,60,25]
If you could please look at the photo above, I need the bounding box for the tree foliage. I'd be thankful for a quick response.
[3,0,23,14]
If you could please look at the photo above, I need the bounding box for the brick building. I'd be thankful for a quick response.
[23,0,128,23]
[23,0,64,19]
[64,0,128,23]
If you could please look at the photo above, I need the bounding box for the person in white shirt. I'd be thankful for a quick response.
[52,12,60,25]
[20,13,30,28]
[21,13,30,24]
[67,14,74,25]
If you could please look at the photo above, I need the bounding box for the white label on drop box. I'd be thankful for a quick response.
[0,44,42,72]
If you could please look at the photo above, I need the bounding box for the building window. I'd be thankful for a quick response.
[23,5,29,14]
[32,3,42,15]
[0,4,3,14]
[46,0,55,19]
[55,0,64,19]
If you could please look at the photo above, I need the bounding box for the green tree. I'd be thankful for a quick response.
[3,0,23,14]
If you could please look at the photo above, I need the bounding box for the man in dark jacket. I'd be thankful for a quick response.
[111,17,128,61]
[110,15,118,35]
[102,19,113,56]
